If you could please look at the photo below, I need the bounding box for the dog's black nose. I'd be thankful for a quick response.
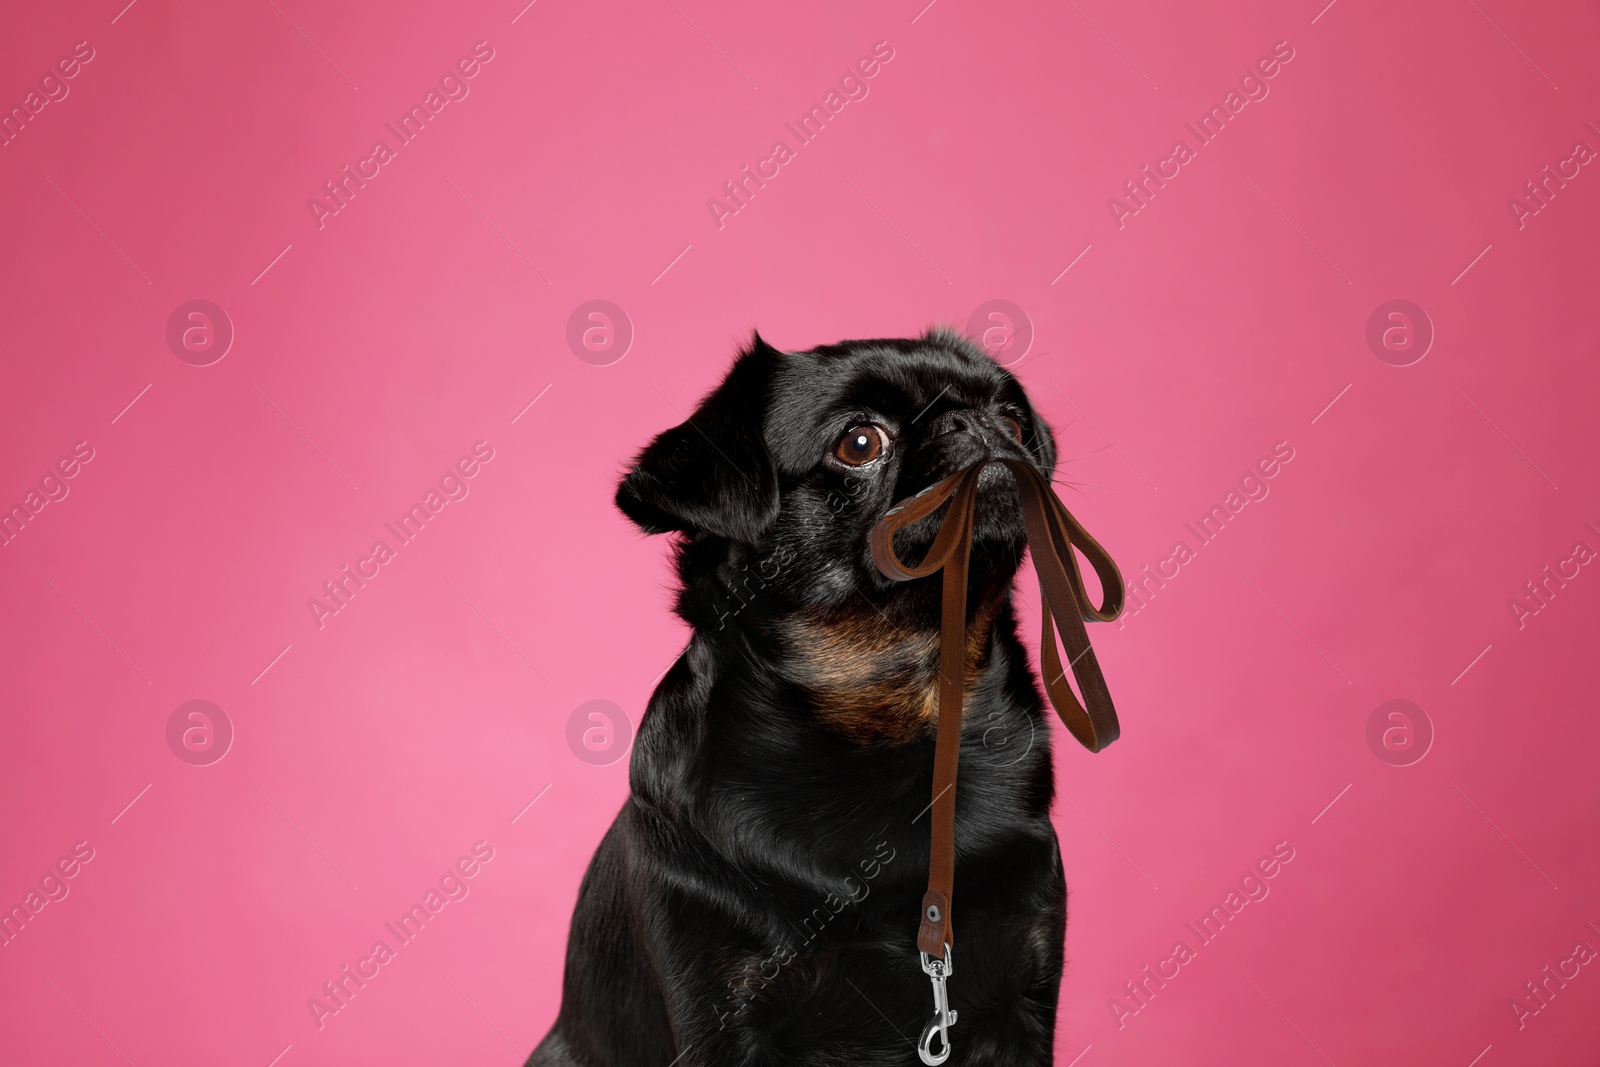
[920,410,1033,499]
[929,408,1014,448]
[929,409,986,438]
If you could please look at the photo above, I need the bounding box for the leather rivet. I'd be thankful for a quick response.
[926,904,941,922]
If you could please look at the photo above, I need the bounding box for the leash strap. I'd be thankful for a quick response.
[869,459,1124,969]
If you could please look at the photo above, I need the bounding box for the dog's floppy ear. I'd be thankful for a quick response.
[615,334,781,544]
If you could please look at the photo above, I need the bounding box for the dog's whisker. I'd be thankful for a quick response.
[1052,478,1120,498]
[1058,444,1116,464]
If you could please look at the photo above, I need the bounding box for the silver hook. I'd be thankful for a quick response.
[917,945,957,1066]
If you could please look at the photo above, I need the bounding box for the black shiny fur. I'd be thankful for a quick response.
[529,330,1070,1066]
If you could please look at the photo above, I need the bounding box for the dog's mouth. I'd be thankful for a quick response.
[891,451,1037,554]
[913,411,1040,500]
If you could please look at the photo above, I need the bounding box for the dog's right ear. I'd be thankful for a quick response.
[615,335,781,545]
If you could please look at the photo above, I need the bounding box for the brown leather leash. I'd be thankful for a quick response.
[868,458,1125,1064]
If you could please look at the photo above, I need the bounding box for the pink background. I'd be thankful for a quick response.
[2,0,1598,1063]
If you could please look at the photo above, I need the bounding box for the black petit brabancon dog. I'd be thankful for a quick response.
[530,330,1075,1066]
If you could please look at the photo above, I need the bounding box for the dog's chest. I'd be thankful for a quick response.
[777,606,998,745]
[711,867,1061,1056]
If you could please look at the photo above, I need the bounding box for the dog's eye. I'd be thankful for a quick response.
[833,424,887,466]
[1001,415,1025,443]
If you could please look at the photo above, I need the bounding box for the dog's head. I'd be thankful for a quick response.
[618,327,1060,616]
[617,329,1058,738]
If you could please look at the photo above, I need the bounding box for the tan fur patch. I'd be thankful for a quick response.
[783,604,997,744]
